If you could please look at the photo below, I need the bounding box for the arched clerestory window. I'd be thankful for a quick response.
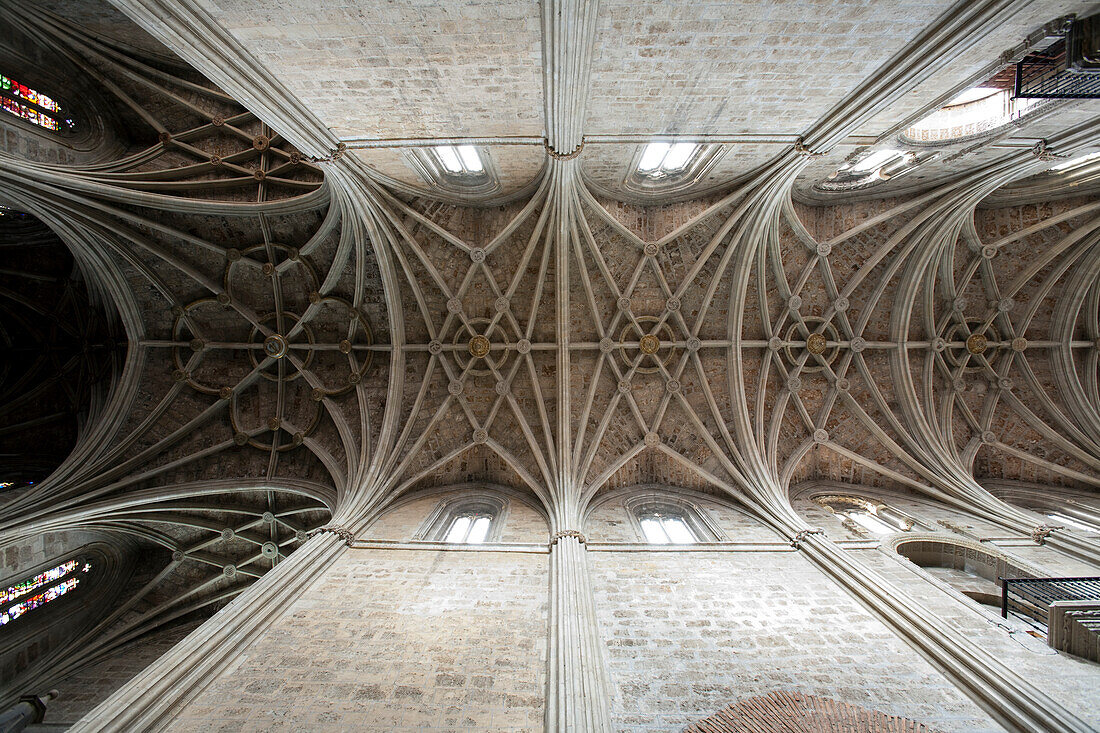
[637,506,696,544]
[627,496,724,545]
[418,495,507,545]
[893,537,1039,612]
[814,495,920,536]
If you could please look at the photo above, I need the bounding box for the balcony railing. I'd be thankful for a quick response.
[1000,576,1100,622]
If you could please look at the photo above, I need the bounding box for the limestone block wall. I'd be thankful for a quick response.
[165,547,549,732]
[588,548,1001,733]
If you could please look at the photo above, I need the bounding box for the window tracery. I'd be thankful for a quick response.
[637,507,696,544]
[626,497,723,544]
[901,68,1046,145]
[444,508,494,544]
[818,148,924,191]
[418,496,507,544]
[622,141,724,196]
[408,145,500,195]
[636,142,699,179]
[815,495,917,536]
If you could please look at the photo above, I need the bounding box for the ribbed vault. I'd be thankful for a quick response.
[0,0,1098,731]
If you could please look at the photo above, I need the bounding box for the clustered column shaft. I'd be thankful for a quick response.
[547,534,613,732]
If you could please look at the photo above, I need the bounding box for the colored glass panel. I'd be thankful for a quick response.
[0,559,91,626]
[0,74,62,130]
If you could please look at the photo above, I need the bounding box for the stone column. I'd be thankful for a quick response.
[546,531,613,732]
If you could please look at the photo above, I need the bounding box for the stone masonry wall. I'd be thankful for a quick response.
[47,620,202,725]
[165,547,549,732]
[589,548,1002,733]
[855,547,1100,729]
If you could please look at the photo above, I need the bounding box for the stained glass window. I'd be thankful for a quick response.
[0,558,91,626]
[0,75,64,131]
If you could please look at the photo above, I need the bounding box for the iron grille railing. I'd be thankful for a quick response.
[1000,576,1100,622]
[1016,21,1100,99]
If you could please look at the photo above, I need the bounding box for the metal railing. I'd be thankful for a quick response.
[1000,576,1100,622]
[1016,35,1100,99]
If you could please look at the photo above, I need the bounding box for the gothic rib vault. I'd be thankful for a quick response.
[1,0,1100,730]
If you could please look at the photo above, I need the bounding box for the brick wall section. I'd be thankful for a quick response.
[166,548,549,732]
[684,690,934,733]
[589,549,1001,733]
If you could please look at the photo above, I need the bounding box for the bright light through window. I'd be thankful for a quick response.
[433,145,484,176]
[436,146,462,173]
[638,142,699,175]
[1051,151,1100,172]
[845,510,898,535]
[444,512,493,543]
[851,149,905,174]
[457,145,483,173]
[639,513,696,544]
[467,516,490,543]
[445,515,470,542]
[945,87,1000,106]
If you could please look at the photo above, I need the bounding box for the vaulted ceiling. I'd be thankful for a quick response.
[1,0,1100,699]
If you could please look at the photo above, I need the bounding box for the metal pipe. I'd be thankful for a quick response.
[0,690,59,733]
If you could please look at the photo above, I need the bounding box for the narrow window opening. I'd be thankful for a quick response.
[844,510,899,536]
[819,149,921,191]
[1051,151,1100,171]
[445,515,471,542]
[816,495,915,536]
[849,149,906,174]
[457,145,483,173]
[1048,512,1100,533]
[422,497,505,544]
[444,511,496,543]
